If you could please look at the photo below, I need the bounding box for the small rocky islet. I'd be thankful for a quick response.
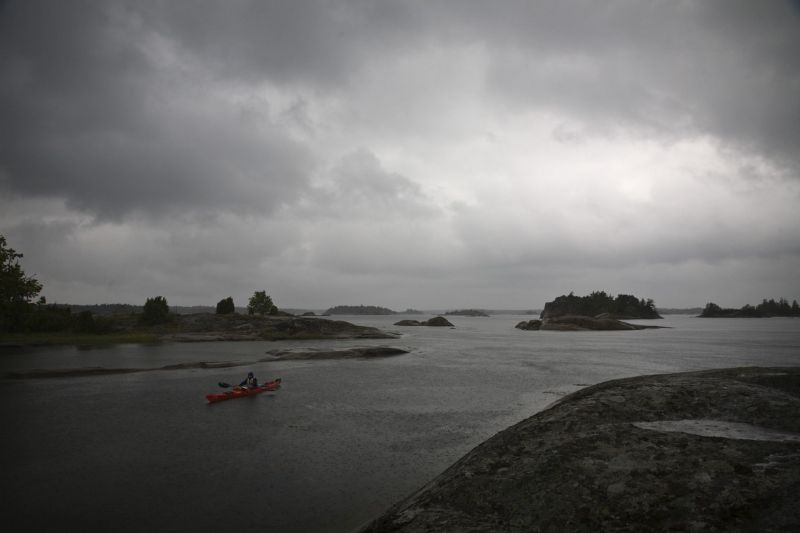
[394,316,455,327]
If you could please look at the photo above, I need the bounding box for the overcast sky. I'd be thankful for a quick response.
[1,0,799,310]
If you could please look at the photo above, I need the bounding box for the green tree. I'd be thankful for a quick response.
[141,296,170,325]
[0,235,42,305]
[0,235,43,332]
[216,296,235,314]
[699,302,723,317]
[248,291,276,315]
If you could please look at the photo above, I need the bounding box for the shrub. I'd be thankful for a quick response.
[247,291,277,316]
[216,297,235,314]
[140,296,170,325]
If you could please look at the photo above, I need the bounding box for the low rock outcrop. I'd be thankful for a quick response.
[363,367,800,532]
[261,317,396,339]
[161,314,396,341]
[394,316,454,327]
[516,316,665,331]
[541,315,665,331]
[395,320,423,326]
[262,346,409,361]
[425,316,454,327]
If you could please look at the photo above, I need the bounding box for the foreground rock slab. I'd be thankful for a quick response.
[363,367,800,532]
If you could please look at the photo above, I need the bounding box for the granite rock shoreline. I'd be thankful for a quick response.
[162,315,397,341]
[362,367,800,532]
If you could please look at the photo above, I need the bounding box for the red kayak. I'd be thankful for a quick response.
[206,378,282,403]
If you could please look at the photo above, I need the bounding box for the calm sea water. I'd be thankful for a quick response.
[2,315,799,532]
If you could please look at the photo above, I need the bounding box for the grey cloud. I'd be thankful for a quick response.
[1,0,798,308]
[302,149,439,219]
[464,0,800,171]
[0,1,315,219]
[148,0,800,173]
[137,0,425,88]
[4,0,798,223]
[448,172,800,272]
[3,211,306,305]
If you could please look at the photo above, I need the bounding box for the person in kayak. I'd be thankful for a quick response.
[239,372,258,388]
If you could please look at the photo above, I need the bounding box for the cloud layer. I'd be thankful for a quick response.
[1,0,798,308]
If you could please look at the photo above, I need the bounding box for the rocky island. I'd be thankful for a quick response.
[363,367,800,532]
[513,291,665,331]
[541,291,662,320]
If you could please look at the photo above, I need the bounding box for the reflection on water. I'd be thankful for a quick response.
[1,315,798,532]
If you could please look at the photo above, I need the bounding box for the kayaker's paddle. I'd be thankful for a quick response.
[218,378,280,389]
[218,382,247,392]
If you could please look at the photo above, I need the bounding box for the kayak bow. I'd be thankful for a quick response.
[206,378,282,403]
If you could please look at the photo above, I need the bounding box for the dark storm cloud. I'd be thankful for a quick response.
[1,0,798,307]
[0,0,314,219]
[2,1,799,221]
[137,0,424,88]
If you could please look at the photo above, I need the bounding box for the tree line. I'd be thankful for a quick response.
[700,299,800,318]
[0,235,279,334]
[541,291,662,319]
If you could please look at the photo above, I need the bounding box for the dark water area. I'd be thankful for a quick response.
[1,315,799,532]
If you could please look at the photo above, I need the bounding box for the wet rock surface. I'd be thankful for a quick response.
[262,346,409,361]
[540,315,667,331]
[363,367,800,532]
[260,317,396,339]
